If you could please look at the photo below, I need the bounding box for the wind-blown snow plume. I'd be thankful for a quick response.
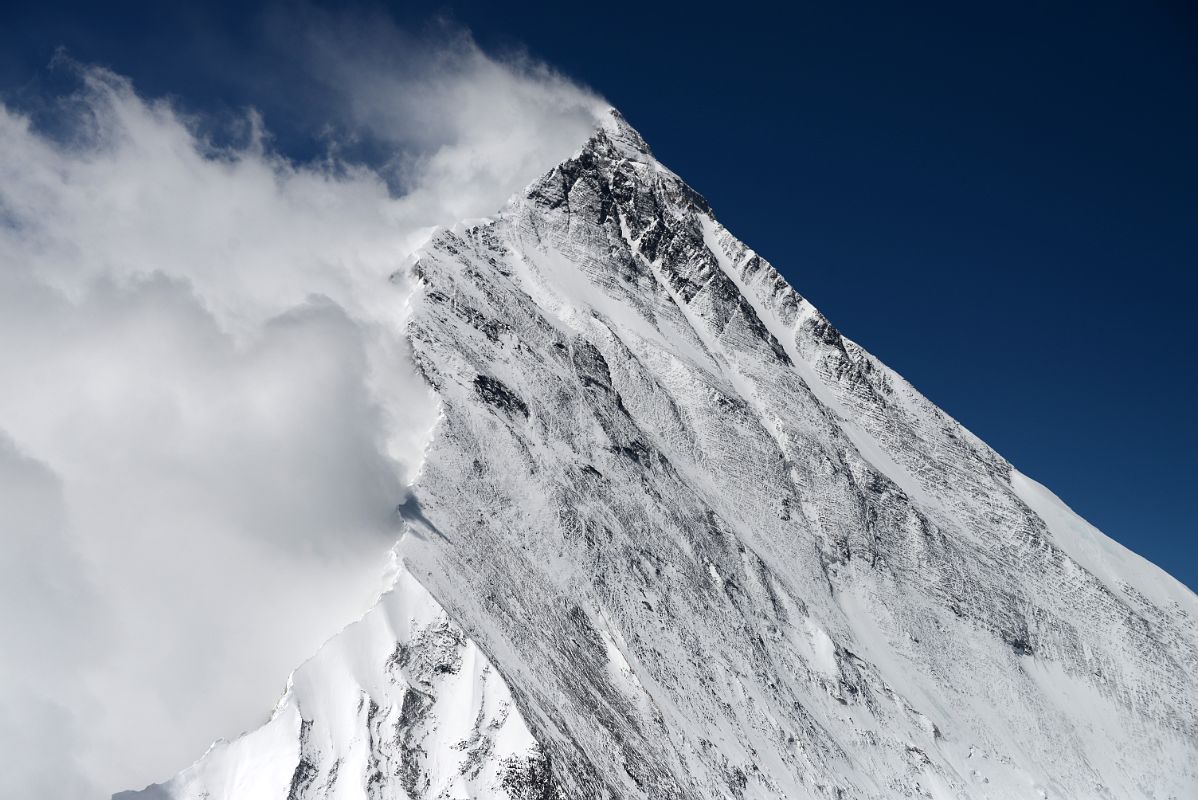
[0,30,604,798]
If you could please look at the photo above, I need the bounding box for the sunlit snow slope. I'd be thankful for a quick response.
[124,111,1198,800]
[115,561,556,800]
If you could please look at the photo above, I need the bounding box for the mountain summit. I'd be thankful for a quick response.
[122,110,1198,800]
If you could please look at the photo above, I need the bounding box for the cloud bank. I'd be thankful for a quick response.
[0,24,604,798]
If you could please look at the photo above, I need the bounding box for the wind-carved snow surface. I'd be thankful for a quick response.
[126,111,1198,799]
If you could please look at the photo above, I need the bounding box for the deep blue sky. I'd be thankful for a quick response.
[3,1,1195,591]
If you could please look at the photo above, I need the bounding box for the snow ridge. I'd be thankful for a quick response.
[117,560,560,800]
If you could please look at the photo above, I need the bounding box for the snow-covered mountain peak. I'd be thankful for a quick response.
[124,112,1197,800]
[594,107,655,158]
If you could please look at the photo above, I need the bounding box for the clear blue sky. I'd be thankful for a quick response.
[3,0,1194,591]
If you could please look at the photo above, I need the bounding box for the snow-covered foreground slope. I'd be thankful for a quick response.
[124,111,1198,799]
[115,560,556,800]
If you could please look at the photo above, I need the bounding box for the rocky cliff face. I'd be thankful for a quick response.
[123,111,1198,800]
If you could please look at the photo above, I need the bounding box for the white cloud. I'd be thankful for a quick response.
[289,13,606,224]
[0,28,604,798]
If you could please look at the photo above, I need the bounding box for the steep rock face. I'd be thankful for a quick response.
[125,111,1198,799]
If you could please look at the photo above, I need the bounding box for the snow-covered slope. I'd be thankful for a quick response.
[115,560,557,800]
[123,111,1198,800]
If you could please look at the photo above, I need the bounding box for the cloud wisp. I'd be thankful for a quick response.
[0,27,604,798]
